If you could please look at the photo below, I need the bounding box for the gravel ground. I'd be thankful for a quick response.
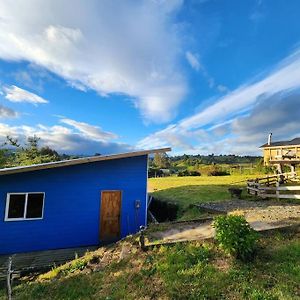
[197,200,300,224]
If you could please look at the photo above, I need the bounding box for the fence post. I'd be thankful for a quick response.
[6,256,13,300]
[139,226,147,251]
[276,182,280,199]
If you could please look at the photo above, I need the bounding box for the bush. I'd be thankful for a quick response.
[199,165,229,176]
[189,170,201,176]
[177,169,189,176]
[177,169,201,176]
[213,215,258,261]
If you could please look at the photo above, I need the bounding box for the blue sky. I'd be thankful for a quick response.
[0,0,300,155]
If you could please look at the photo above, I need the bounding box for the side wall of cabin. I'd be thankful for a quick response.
[0,155,148,255]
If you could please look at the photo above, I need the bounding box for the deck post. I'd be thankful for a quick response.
[276,182,280,199]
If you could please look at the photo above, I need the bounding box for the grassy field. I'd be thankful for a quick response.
[149,175,258,219]
[1,228,299,300]
[149,175,257,204]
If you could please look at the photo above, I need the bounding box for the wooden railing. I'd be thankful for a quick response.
[247,172,300,200]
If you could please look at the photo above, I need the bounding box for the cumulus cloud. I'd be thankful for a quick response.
[231,91,300,145]
[0,0,186,122]
[138,48,300,154]
[0,118,132,155]
[3,85,48,105]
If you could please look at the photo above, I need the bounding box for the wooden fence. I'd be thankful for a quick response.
[247,172,300,200]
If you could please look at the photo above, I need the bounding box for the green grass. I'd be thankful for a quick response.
[149,175,258,220]
[149,175,257,204]
[2,228,299,300]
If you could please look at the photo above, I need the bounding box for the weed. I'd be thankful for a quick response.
[213,215,259,261]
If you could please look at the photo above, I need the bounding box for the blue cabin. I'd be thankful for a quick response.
[0,148,170,255]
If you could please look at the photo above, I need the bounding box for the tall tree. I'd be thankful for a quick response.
[153,152,170,169]
[5,135,60,167]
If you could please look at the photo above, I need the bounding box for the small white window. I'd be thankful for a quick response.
[5,193,45,221]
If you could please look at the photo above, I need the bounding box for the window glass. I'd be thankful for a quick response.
[26,193,44,218]
[7,194,26,219]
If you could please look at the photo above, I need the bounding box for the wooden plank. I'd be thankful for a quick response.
[276,186,300,191]
[256,193,300,199]
[260,186,277,191]
[0,246,97,279]
[247,187,260,192]
[278,194,300,199]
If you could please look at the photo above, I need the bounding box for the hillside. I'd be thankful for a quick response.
[0,227,299,300]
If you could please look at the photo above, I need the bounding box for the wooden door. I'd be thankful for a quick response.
[100,191,121,241]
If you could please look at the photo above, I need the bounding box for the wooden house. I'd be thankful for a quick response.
[0,148,170,255]
[260,133,300,173]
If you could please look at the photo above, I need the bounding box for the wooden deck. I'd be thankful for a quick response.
[0,246,97,279]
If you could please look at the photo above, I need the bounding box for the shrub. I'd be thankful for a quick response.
[177,169,189,176]
[177,169,201,176]
[199,165,230,176]
[213,215,258,261]
[189,170,201,176]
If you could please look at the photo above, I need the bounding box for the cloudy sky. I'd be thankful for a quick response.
[0,0,299,155]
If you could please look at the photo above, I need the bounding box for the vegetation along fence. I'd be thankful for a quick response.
[247,172,300,199]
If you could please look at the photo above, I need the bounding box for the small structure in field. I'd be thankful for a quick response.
[0,148,170,255]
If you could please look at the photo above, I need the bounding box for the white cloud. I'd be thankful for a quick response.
[138,48,300,154]
[186,51,201,71]
[0,118,132,155]
[3,85,48,105]
[0,0,186,123]
[185,51,228,92]
[60,118,118,142]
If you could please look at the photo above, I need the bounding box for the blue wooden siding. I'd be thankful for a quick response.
[0,155,148,255]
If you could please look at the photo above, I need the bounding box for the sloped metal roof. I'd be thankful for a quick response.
[0,147,171,175]
[260,138,300,148]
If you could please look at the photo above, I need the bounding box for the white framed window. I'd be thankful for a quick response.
[5,192,45,221]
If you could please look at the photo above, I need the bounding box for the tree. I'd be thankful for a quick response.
[5,135,60,167]
[153,152,170,169]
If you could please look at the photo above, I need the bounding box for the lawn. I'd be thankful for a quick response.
[149,175,258,219]
[1,228,299,300]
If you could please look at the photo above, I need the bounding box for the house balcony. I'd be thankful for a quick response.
[269,154,300,164]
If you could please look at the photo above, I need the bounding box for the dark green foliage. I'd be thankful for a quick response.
[213,215,259,261]
[0,135,77,168]
[206,166,230,176]
[178,169,201,176]
[4,135,60,167]
[171,153,261,165]
[148,167,163,178]
[148,197,179,221]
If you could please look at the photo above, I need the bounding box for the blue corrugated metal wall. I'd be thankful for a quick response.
[0,155,148,254]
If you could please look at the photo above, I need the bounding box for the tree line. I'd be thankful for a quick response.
[149,152,265,177]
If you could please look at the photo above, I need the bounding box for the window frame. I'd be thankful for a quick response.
[4,192,45,221]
